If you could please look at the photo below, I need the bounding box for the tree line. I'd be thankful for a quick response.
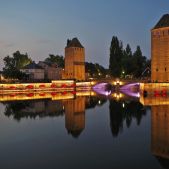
[2,50,107,80]
[2,36,151,80]
[2,51,64,80]
[109,36,150,78]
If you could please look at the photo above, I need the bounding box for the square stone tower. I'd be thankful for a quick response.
[62,38,85,81]
[151,14,169,82]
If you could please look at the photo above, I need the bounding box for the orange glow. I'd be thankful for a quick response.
[39,84,46,88]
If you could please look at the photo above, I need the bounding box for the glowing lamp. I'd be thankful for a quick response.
[51,92,57,96]
[51,84,57,88]
[39,84,45,88]
[9,86,16,90]
[26,85,34,89]
[27,93,34,97]
[39,93,45,96]
[10,93,16,97]
[71,91,76,95]
[62,91,67,95]
[61,84,67,88]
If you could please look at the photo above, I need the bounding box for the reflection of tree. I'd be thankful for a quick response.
[109,99,146,137]
[2,96,107,122]
[3,100,64,121]
[85,96,107,109]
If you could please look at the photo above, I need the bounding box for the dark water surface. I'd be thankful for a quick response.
[0,95,167,169]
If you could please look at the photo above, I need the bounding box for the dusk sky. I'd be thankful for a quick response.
[0,0,169,69]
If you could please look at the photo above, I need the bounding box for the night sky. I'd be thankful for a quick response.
[0,0,168,69]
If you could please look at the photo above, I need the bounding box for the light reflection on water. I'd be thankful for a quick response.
[0,90,168,169]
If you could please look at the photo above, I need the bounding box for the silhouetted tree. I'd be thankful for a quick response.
[3,51,32,79]
[3,100,64,121]
[85,62,107,78]
[109,100,124,137]
[109,36,150,78]
[122,44,133,76]
[45,54,64,68]
[109,36,123,77]
[109,99,147,137]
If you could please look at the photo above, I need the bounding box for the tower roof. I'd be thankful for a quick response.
[66,38,84,48]
[153,14,169,29]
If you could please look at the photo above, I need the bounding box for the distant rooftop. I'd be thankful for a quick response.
[23,62,43,69]
[153,14,169,29]
[39,61,58,68]
[66,38,84,48]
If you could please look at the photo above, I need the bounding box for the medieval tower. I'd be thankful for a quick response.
[151,14,169,82]
[62,37,85,81]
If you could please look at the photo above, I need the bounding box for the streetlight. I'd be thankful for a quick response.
[122,71,125,78]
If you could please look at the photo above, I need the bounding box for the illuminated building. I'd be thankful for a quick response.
[62,38,85,81]
[21,61,44,80]
[151,14,169,82]
[38,61,62,80]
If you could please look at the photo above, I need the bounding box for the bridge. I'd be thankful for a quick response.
[90,78,148,86]
[0,78,145,101]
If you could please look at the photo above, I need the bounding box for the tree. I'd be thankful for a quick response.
[109,36,151,79]
[3,51,32,80]
[132,46,147,78]
[13,51,32,69]
[121,44,133,76]
[109,36,123,77]
[45,54,64,68]
[85,62,107,78]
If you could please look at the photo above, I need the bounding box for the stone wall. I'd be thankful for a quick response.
[151,27,169,82]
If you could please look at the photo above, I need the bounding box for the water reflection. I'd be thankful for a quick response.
[109,99,146,137]
[1,96,108,138]
[2,91,169,168]
[151,105,169,168]
[3,100,64,120]
[64,97,86,138]
[140,94,169,168]
[1,92,148,140]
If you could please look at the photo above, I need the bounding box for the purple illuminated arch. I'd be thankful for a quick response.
[92,83,112,96]
[92,82,140,98]
[120,83,140,98]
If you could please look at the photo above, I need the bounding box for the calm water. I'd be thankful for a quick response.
[0,93,168,169]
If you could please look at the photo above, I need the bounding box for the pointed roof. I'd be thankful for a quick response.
[23,62,43,69]
[66,38,84,48]
[67,129,84,138]
[153,14,169,29]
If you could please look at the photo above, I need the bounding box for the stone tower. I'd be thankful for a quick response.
[151,14,169,82]
[62,37,85,81]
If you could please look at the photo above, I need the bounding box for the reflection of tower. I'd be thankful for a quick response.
[64,97,85,138]
[151,105,169,167]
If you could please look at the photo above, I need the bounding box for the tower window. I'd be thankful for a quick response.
[156,68,158,72]
[165,68,167,72]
